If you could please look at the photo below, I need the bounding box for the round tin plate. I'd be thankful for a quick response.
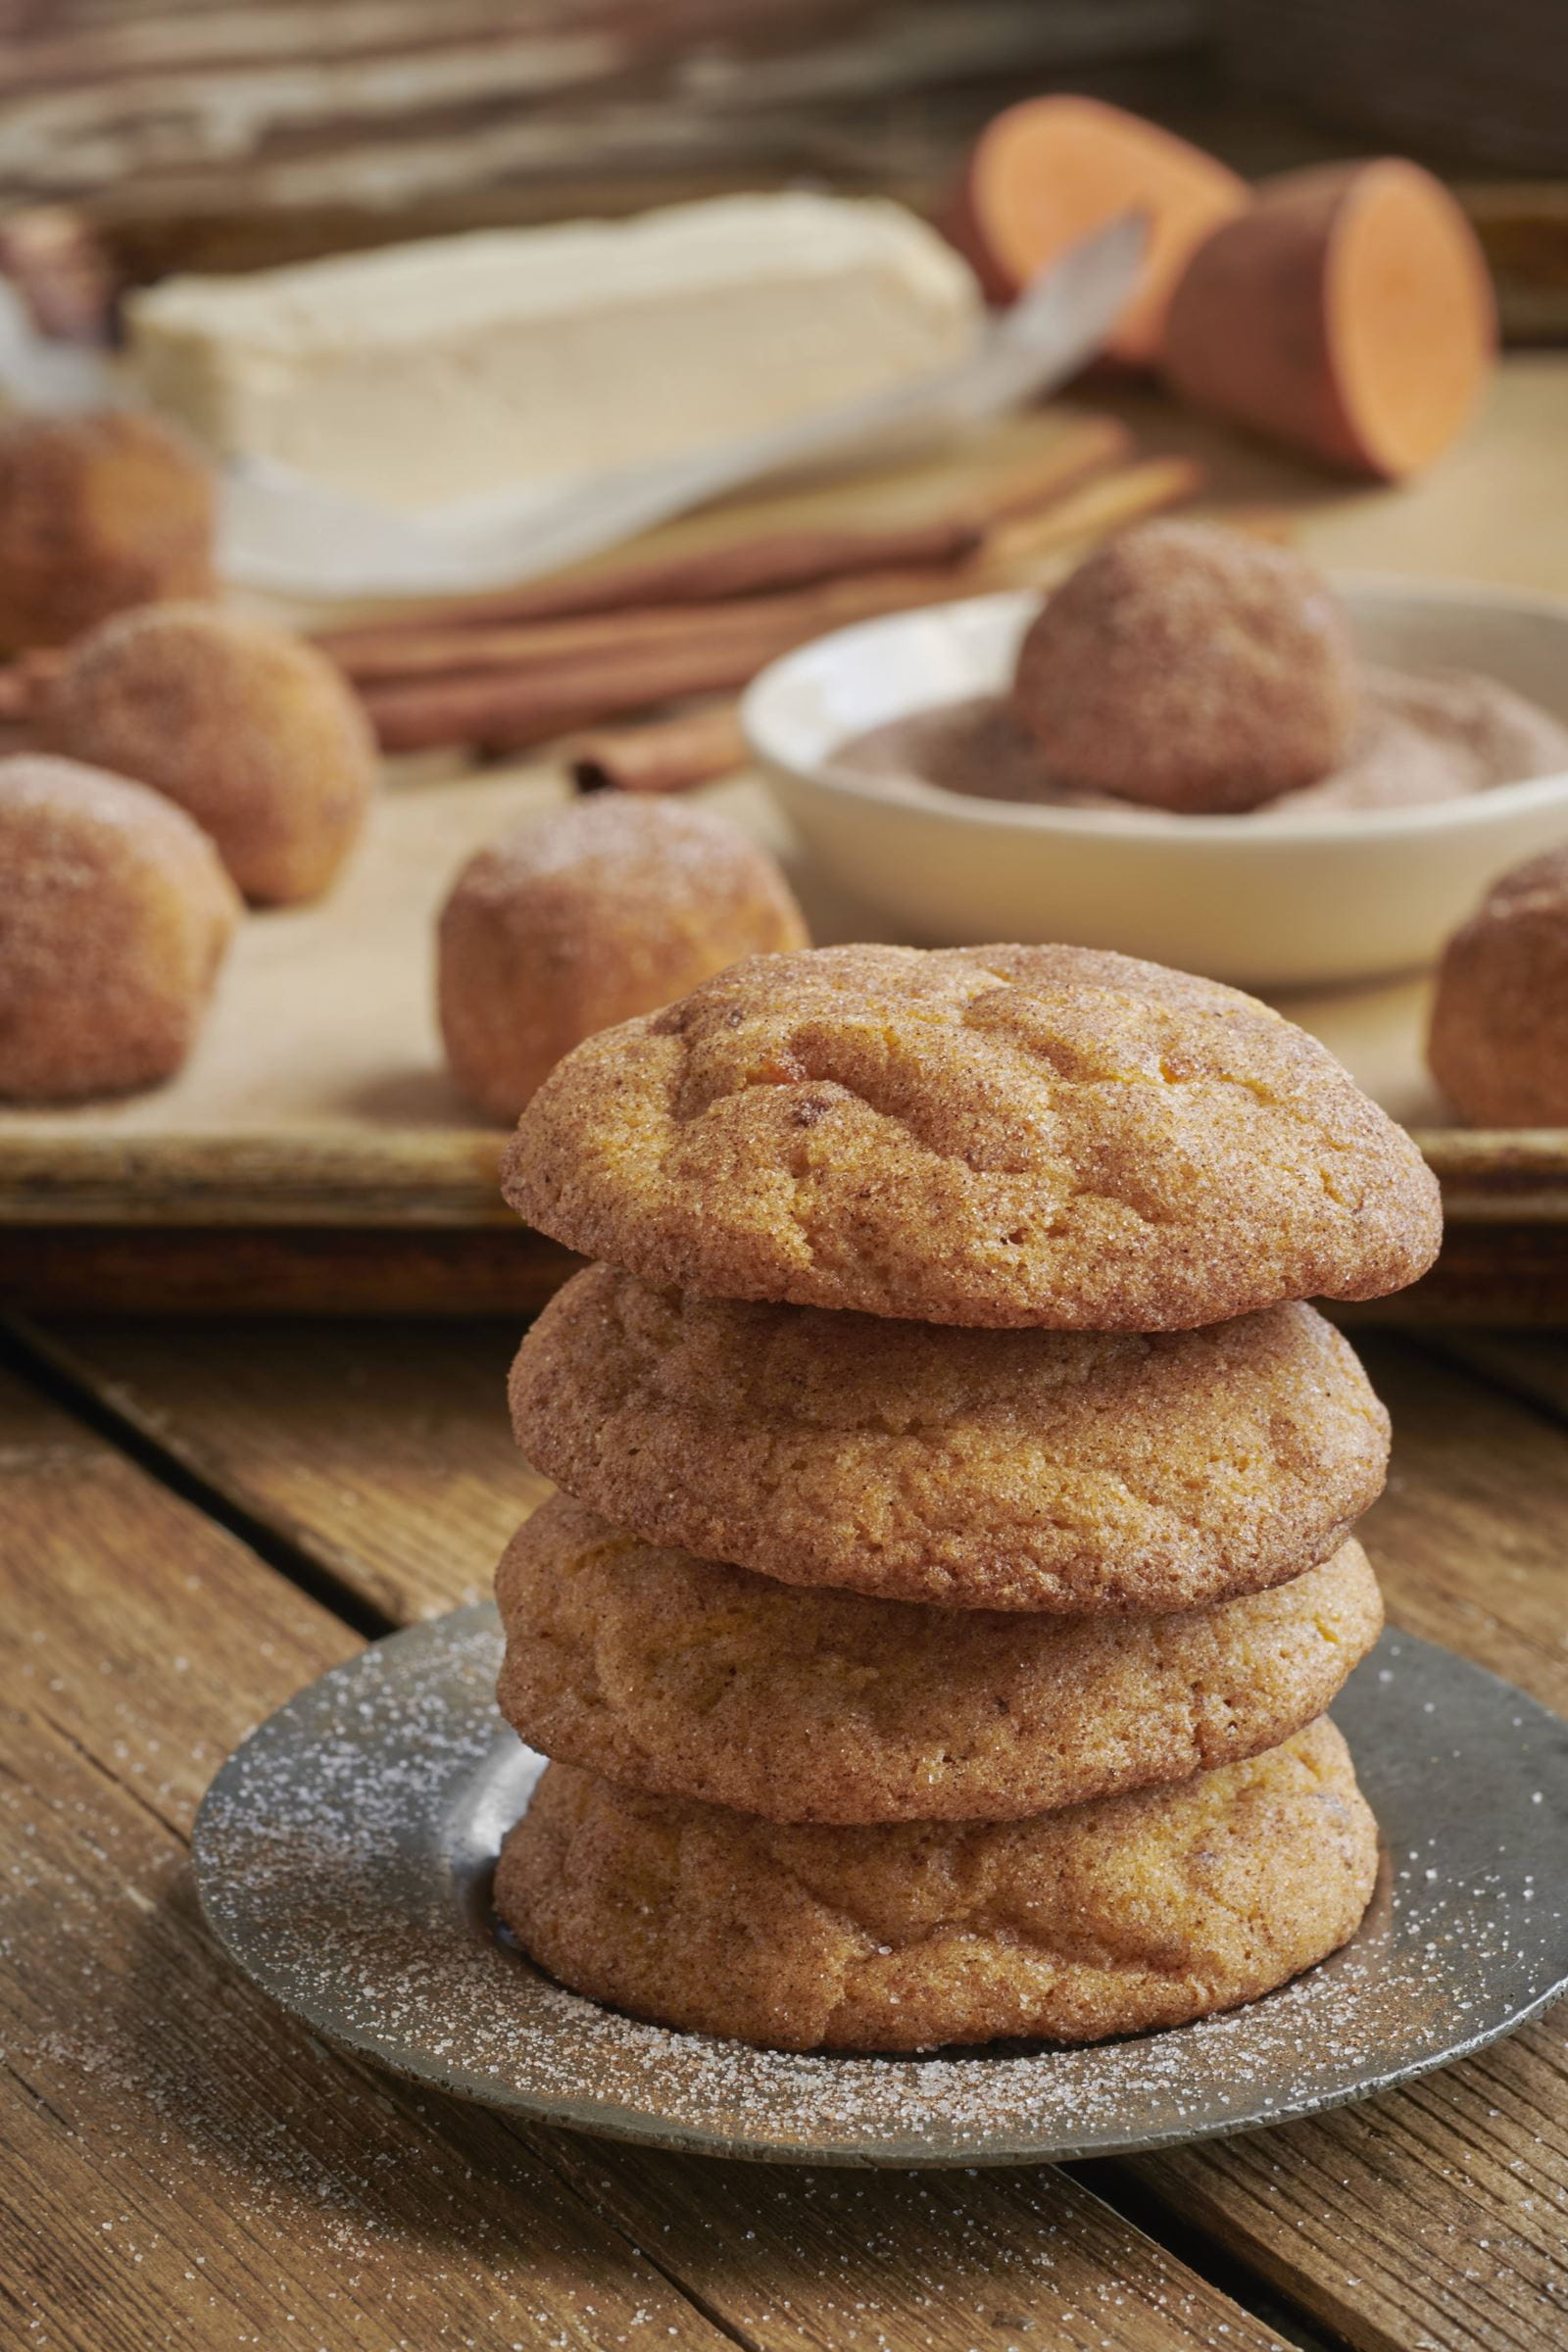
[192,1613,1568,2167]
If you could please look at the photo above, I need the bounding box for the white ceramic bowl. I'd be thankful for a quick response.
[742,579,1568,987]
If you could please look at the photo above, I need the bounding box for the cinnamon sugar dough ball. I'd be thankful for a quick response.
[0,754,240,1101]
[1429,846,1568,1123]
[44,604,376,905]
[0,410,216,652]
[1010,521,1361,812]
[438,796,808,1122]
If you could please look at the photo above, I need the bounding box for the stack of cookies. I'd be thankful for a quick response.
[492,945,1442,2053]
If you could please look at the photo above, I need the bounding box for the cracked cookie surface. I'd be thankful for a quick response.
[494,1719,1378,2050]
[500,943,1442,1328]
[511,1272,1389,1609]
[496,1494,1382,1822]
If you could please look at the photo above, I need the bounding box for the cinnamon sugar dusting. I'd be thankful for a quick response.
[836,666,1568,819]
[185,1613,1568,2162]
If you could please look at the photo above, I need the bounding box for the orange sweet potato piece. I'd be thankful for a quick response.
[946,94,1249,366]
[1162,159,1496,480]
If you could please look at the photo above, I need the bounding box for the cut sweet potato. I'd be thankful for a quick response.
[1162,159,1496,479]
[945,94,1249,366]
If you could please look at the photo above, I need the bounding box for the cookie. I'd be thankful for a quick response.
[1428,847,1568,1124]
[512,1272,1388,1610]
[494,1719,1378,2051]
[0,754,240,1102]
[500,944,1442,1329]
[1010,521,1361,812]
[45,603,376,906]
[497,1494,1382,1823]
[439,797,807,1122]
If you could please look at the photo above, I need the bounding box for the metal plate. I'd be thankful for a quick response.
[192,1614,1568,2167]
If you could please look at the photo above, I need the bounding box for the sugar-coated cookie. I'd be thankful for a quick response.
[502,943,1442,1328]
[495,1720,1378,2051]
[512,1273,1389,1610]
[0,410,215,653]
[496,1495,1382,1822]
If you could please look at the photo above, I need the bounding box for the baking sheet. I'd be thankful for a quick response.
[0,754,1451,1153]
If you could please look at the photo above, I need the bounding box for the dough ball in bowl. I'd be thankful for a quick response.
[1010,520,1361,812]
[1429,847,1568,1124]
[439,796,808,1122]
[44,604,376,905]
[0,410,217,653]
[0,753,240,1102]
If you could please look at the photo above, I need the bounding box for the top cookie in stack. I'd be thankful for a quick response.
[500,942,1440,1329]
[493,944,1440,2053]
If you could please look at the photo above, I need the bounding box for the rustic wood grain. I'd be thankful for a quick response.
[1121,1333,1568,2352]
[16,1313,528,1623]
[0,2,1201,227]
[18,1315,1567,2351]
[0,1362,737,2352]
[537,2137,1298,2352]
[0,1130,510,1224]
[1416,1325,1568,1422]
[0,1225,583,1316]
[0,1353,1295,2352]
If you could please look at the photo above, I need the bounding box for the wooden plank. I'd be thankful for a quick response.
[0,2,1200,225]
[0,1225,581,1317]
[1352,1336,1568,1705]
[16,1314,526,1622]
[24,1313,1568,2351]
[0,1130,514,1226]
[1416,1325,1568,1422]
[0,1361,735,2352]
[1,1719,742,2352]
[533,2139,1299,2352]
[0,1354,1289,2352]
[1122,1333,1568,2352]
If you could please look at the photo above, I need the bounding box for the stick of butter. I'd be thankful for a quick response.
[125,194,980,512]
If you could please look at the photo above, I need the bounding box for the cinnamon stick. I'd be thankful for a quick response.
[364,639,768,755]
[970,416,1134,522]
[361,458,1207,753]
[312,415,1132,654]
[315,517,983,655]
[570,705,747,796]
[324,563,958,687]
[361,558,971,752]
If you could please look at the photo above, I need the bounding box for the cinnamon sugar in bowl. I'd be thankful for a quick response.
[743,578,1568,989]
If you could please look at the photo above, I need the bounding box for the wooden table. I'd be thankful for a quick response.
[3,1308,1565,2351]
